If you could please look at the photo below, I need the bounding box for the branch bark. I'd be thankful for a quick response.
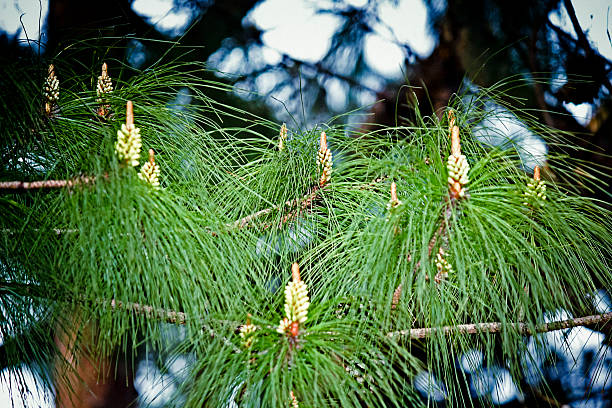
[0,176,97,191]
[103,299,240,352]
[107,298,612,340]
[4,281,611,342]
[388,312,612,339]
[108,298,612,342]
[106,299,186,325]
[230,185,324,229]
[0,172,374,230]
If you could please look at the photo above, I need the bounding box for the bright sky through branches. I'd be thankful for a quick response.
[3,0,611,76]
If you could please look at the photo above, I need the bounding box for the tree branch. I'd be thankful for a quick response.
[280,56,381,95]
[241,175,387,229]
[563,0,592,55]
[547,16,612,94]
[102,299,240,352]
[106,299,187,325]
[104,298,612,342]
[230,189,318,229]
[0,176,97,192]
[0,174,320,230]
[388,312,612,339]
[4,281,611,342]
[0,170,383,231]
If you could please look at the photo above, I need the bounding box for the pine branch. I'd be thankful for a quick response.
[0,164,385,231]
[413,120,466,277]
[388,312,612,339]
[106,299,187,325]
[230,186,322,229]
[97,295,612,341]
[103,299,240,353]
[236,174,387,229]
[0,176,97,192]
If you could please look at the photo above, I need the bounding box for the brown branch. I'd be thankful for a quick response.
[388,312,612,339]
[1,169,384,232]
[102,297,612,343]
[0,173,315,229]
[231,191,315,229]
[6,281,611,344]
[232,181,332,229]
[103,299,241,352]
[107,299,187,325]
[106,298,612,343]
[0,176,97,192]
[243,174,388,229]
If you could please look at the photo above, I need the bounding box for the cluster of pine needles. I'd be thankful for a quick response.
[0,49,610,407]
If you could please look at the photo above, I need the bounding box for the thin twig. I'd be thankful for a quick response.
[104,299,241,353]
[107,299,187,325]
[238,175,387,229]
[5,281,611,341]
[232,184,325,229]
[0,176,97,191]
[104,298,612,342]
[388,312,612,339]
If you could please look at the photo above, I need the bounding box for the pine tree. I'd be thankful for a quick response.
[0,50,610,407]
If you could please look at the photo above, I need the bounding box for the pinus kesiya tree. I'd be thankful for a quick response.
[0,48,611,408]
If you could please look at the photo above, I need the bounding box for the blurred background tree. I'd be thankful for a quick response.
[5,0,605,195]
[1,0,611,406]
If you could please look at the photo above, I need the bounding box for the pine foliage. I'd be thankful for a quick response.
[0,50,610,407]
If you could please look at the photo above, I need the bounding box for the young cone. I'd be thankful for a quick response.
[523,165,547,206]
[279,123,287,151]
[43,64,60,116]
[387,181,402,210]
[96,63,113,116]
[115,101,142,167]
[239,314,257,349]
[290,391,299,408]
[277,263,310,336]
[447,125,470,199]
[317,132,332,186]
[434,248,452,283]
[138,149,161,188]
